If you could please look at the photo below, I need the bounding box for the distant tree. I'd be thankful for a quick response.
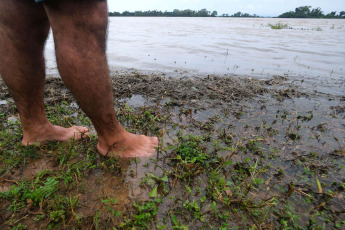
[325,11,337,18]
[134,11,143,16]
[310,7,323,17]
[340,11,345,18]
[109,11,121,16]
[294,6,311,18]
[197,8,209,17]
[232,11,242,17]
[122,11,132,16]
[278,11,295,18]
[171,9,178,16]
[228,11,258,17]
[108,8,219,17]
[278,6,345,18]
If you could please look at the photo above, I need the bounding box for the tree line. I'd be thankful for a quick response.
[108,6,345,18]
[279,6,345,18]
[221,12,258,17]
[108,9,258,17]
[109,9,218,17]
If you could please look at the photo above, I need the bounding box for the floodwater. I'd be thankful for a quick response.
[44,17,345,88]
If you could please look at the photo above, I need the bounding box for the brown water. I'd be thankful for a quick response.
[45,18,345,81]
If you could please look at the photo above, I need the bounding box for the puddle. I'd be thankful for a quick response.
[20,158,56,180]
[69,102,79,109]
[0,100,7,105]
[7,115,19,123]
[119,94,148,108]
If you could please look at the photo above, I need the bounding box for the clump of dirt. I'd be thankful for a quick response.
[36,73,272,111]
[272,88,305,101]
[1,72,312,112]
[264,75,288,85]
[110,72,268,108]
[330,104,345,114]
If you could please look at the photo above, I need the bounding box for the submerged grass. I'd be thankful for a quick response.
[269,23,291,30]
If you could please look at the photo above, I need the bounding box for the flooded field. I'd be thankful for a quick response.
[1,17,345,229]
[45,18,345,87]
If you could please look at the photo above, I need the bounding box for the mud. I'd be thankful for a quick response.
[0,70,344,229]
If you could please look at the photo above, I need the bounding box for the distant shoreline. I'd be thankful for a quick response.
[108,6,345,19]
[108,16,345,20]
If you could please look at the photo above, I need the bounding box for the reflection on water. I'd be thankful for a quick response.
[44,17,345,80]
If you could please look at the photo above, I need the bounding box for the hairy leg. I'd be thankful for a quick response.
[0,0,87,145]
[43,0,158,157]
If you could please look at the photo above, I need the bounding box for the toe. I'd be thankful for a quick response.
[152,137,159,145]
[75,126,89,133]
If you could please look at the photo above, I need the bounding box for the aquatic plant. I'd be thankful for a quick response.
[269,23,291,29]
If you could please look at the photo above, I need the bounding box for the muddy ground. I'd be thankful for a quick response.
[0,70,344,229]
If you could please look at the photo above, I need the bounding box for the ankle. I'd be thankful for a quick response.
[97,126,126,148]
[22,120,53,136]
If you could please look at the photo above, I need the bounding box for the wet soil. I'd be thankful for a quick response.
[0,70,344,229]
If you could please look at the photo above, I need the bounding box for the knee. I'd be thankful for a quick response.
[48,1,108,52]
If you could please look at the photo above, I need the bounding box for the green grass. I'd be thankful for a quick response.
[1,96,345,229]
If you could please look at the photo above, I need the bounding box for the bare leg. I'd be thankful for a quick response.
[0,0,88,145]
[43,0,158,157]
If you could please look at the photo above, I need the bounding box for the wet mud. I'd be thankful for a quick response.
[0,71,344,229]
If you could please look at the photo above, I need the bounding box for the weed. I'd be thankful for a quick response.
[297,112,313,121]
[287,132,301,141]
[246,139,263,155]
[269,23,290,29]
[171,214,188,229]
[167,134,220,182]
[313,26,323,31]
[1,177,59,210]
[183,199,203,220]
[120,198,162,228]
[141,172,169,195]
[10,223,27,230]
[102,197,122,218]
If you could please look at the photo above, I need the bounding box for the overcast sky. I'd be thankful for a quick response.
[108,0,344,17]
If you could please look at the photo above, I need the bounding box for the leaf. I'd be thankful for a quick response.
[149,186,158,198]
[146,172,159,180]
[161,175,168,182]
[224,160,232,166]
[171,214,178,225]
[316,177,323,193]
[102,199,110,204]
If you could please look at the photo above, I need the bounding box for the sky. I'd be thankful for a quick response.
[108,0,345,17]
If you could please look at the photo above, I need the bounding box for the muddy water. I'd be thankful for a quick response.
[44,18,345,88]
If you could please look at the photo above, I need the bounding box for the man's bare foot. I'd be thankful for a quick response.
[97,130,159,158]
[22,123,88,146]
